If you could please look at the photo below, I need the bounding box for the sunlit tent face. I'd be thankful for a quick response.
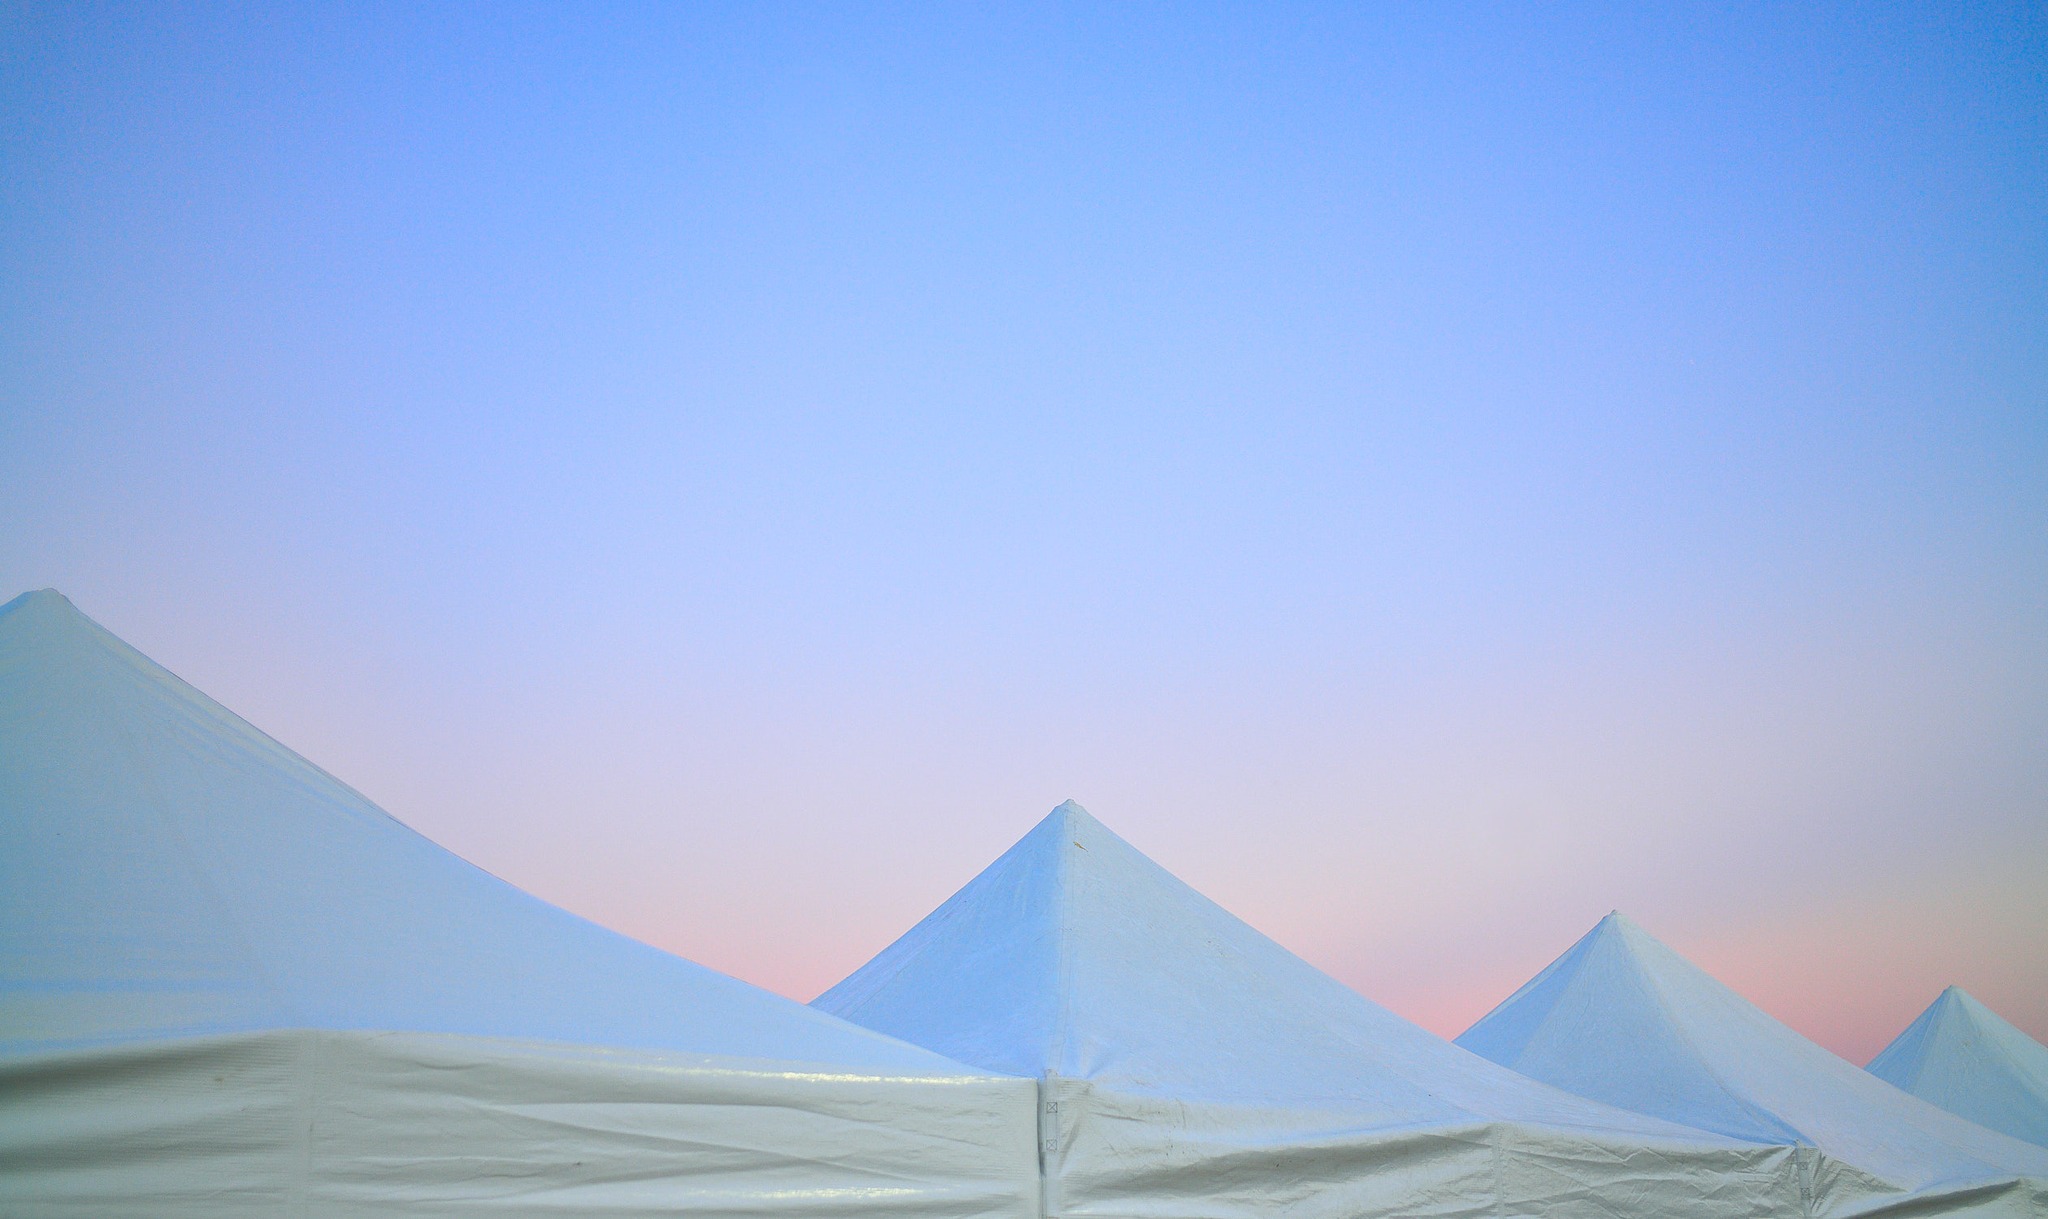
[817,801,1807,1219]
[0,590,1037,1218]
[1457,913,2048,1216]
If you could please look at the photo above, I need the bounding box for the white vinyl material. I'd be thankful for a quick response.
[817,802,1811,1219]
[1458,913,2048,1217]
[0,1029,1037,1218]
[0,590,1038,1218]
[1869,988,2048,1150]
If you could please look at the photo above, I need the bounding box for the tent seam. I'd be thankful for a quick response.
[1620,924,1811,1149]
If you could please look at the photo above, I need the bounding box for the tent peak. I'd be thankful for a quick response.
[1027,800,1124,855]
[1923,987,1996,1023]
[1042,799,1097,828]
[1,587,82,621]
[819,798,1774,1145]
[0,589,112,655]
[1462,906,2048,1184]
[1587,909,1653,943]
[1933,987,2015,1028]
[1868,983,2048,1149]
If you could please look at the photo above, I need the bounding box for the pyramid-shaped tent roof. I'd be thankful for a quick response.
[1869,988,2048,1149]
[0,589,969,1072]
[1456,913,2048,1194]
[818,801,1742,1137]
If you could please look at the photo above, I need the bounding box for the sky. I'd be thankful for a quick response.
[2,2,2044,1064]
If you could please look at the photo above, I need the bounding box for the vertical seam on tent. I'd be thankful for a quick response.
[1465,921,1600,1064]
[1490,1122,1506,1219]
[1869,998,1941,1088]
[291,1029,317,1219]
[1620,927,1813,1149]
[1034,1074,1053,1219]
[1055,816,1076,1080]
[1902,999,1945,1087]
[1045,812,1077,1219]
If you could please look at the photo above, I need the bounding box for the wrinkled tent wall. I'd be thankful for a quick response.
[1869,989,2048,1150]
[820,803,1811,1219]
[1458,914,2048,1218]
[1036,1077,1802,1219]
[1,1030,1038,1218]
[0,590,1038,1219]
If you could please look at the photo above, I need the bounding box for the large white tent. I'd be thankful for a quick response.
[1457,913,2048,1217]
[0,590,1038,1218]
[816,802,1807,1219]
[1869,988,2048,1150]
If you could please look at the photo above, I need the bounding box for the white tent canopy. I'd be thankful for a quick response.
[1457,913,2048,1217]
[1869,988,2048,1150]
[0,589,1037,1218]
[817,802,1807,1219]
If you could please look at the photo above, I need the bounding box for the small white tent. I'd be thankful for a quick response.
[816,802,1806,1219]
[1457,913,2048,1217]
[0,590,1038,1218]
[1869,988,2048,1150]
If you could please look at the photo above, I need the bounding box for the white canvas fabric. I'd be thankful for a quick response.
[816,802,1809,1219]
[1457,913,2048,1217]
[1869,988,2048,1150]
[0,589,1038,1218]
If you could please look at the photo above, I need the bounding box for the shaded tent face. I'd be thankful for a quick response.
[0,589,1038,1218]
[1457,913,2048,1214]
[819,802,1810,1219]
[1869,988,2048,1149]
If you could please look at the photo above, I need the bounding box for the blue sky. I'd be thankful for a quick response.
[3,2,2044,1057]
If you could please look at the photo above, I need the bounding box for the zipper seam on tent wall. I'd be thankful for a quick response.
[1046,814,1074,1219]
[1035,1074,1053,1219]
[1055,822,1076,1078]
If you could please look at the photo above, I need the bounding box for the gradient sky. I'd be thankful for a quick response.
[3,2,2044,1063]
